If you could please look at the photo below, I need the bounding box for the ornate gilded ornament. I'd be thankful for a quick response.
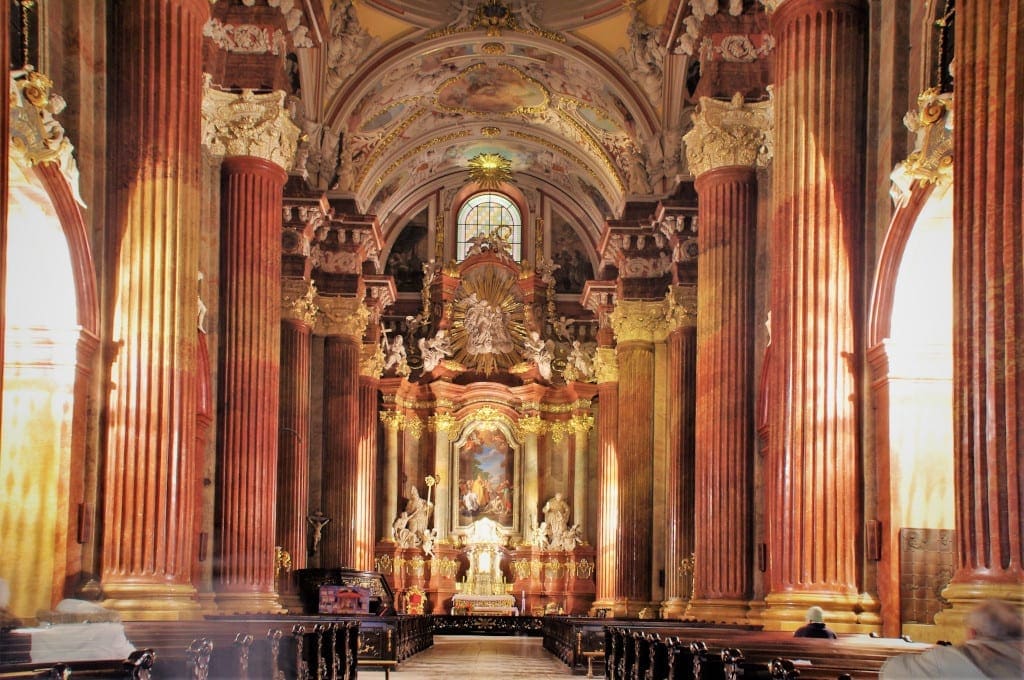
[360,341,386,378]
[315,295,370,339]
[403,416,425,439]
[201,76,301,171]
[467,153,513,189]
[591,347,619,384]
[8,69,81,198]
[429,413,458,433]
[448,268,527,375]
[379,410,404,431]
[281,279,320,327]
[610,298,676,343]
[683,92,773,177]
[890,89,953,205]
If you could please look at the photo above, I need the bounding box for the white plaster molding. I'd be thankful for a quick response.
[202,76,301,170]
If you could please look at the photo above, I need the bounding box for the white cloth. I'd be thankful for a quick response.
[13,622,136,663]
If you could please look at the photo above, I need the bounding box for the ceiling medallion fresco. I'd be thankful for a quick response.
[435,62,550,116]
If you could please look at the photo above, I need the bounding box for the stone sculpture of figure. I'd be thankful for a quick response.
[307,510,331,554]
[420,528,438,558]
[566,340,592,381]
[392,511,415,547]
[418,330,451,372]
[542,492,570,544]
[463,293,514,355]
[524,331,554,380]
[382,334,409,375]
[405,485,434,535]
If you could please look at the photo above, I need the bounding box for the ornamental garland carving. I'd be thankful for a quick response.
[201,76,301,171]
[281,278,319,327]
[683,92,773,177]
[204,19,286,55]
[315,295,369,339]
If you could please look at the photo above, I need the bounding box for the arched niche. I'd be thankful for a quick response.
[1,151,99,618]
[868,178,954,637]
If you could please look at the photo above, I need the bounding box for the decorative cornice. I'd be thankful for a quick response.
[683,93,773,177]
[890,89,953,205]
[315,295,369,339]
[361,342,385,378]
[201,76,300,171]
[592,347,619,384]
[610,298,676,344]
[281,278,319,327]
[9,70,82,201]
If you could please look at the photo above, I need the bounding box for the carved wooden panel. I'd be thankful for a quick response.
[899,528,955,624]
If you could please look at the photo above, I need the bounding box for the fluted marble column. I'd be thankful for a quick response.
[609,300,674,613]
[100,0,209,619]
[571,411,594,539]
[522,418,542,527]
[661,286,697,619]
[380,411,403,539]
[683,97,771,623]
[203,84,298,613]
[430,412,455,540]
[763,0,869,629]
[317,298,370,567]
[355,344,384,570]
[592,350,619,612]
[934,0,1024,627]
[277,281,318,582]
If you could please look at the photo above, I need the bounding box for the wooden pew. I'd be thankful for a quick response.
[0,649,156,679]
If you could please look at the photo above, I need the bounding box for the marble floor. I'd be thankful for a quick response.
[367,634,577,678]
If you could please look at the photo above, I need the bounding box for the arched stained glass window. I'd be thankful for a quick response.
[456,192,522,261]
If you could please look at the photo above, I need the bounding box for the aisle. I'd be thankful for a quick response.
[374,634,574,679]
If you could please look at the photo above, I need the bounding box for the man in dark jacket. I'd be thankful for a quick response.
[794,606,838,639]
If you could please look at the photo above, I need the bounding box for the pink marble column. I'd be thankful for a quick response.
[662,288,697,618]
[764,0,868,629]
[356,372,381,570]
[690,165,759,622]
[593,359,619,611]
[316,296,369,568]
[277,290,315,581]
[100,0,209,619]
[935,0,1024,625]
[214,155,287,613]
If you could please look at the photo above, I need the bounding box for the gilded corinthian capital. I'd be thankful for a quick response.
[201,75,300,170]
[610,298,676,344]
[281,279,319,327]
[683,92,773,177]
[315,295,369,339]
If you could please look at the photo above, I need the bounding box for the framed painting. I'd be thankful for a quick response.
[454,424,517,529]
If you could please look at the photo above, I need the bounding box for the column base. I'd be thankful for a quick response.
[762,591,873,633]
[660,597,689,619]
[214,590,285,615]
[196,590,220,616]
[934,581,1024,635]
[101,582,202,621]
[278,592,306,614]
[684,598,752,625]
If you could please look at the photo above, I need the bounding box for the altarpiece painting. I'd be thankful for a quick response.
[454,425,518,531]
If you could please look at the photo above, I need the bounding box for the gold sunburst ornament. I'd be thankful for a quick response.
[467,153,513,189]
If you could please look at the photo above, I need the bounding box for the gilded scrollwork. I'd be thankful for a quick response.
[890,89,953,205]
[379,410,404,431]
[610,298,676,344]
[360,341,386,379]
[281,279,319,327]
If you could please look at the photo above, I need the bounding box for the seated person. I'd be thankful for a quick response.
[793,606,838,639]
[880,599,1023,679]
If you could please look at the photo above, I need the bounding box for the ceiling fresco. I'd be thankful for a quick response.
[315,0,681,238]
